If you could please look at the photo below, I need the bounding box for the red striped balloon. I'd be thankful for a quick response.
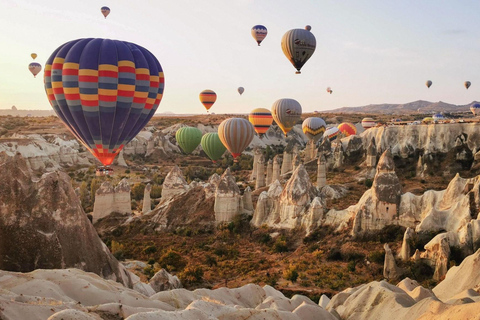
[337,122,357,137]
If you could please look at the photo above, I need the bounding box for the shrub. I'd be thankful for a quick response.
[347,260,356,272]
[283,266,299,283]
[368,251,385,264]
[327,248,343,261]
[365,179,373,188]
[158,250,186,272]
[143,245,157,255]
[179,264,204,285]
[273,237,288,253]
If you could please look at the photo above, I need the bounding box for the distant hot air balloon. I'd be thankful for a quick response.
[433,113,445,122]
[470,103,480,116]
[238,87,244,95]
[465,81,471,89]
[176,127,202,154]
[426,80,432,88]
[251,25,268,46]
[326,87,333,94]
[44,38,164,166]
[28,62,42,77]
[218,118,254,161]
[31,53,37,60]
[361,117,376,130]
[201,132,227,163]
[337,122,357,137]
[423,117,434,123]
[324,126,340,141]
[281,26,316,74]
[271,98,302,136]
[302,117,326,143]
[249,108,273,136]
[101,6,110,18]
[199,89,217,112]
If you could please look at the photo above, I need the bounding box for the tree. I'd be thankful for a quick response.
[90,178,102,203]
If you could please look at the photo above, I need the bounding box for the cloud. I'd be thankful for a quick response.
[442,29,468,35]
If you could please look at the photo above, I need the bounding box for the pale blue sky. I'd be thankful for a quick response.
[1,0,479,113]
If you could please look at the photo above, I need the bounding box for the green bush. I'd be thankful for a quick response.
[283,266,299,283]
[143,245,157,255]
[365,179,373,188]
[368,251,385,264]
[158,250,186,272]
[273,238,288,253]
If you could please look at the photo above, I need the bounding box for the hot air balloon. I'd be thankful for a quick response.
[433,113,445,122]
[302,117,326,143]
[324,126,340,141]
[31,53,37,60]
[175,127,202,154]
[326,87,333,94]
[470,103,480,116]
[199,89,216,112]
[218,118,254,161]
[426,80,432,88]
[101,6,110,18]
[28,62,42,77]
[238,87,244,95]
[44,38,164,167]
[361,117,376,130]
[281,26,316,74]
[249,108,273,136]
[271,98,302,136]
[423,117,434,123]
[337,122,357,137]
[251,25,268,46]
[465,81,471,89]
[201,132,227,163]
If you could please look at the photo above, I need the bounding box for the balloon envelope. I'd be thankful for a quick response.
[101,6,110,18]
[426,80,432,88]
[176,127,202,154]
[249,108,273,135]
[218,118,254,159]
[470,103,480,116]
[31,53,37,60]
[281,27,316,74]
[238,87,244,95]
[324,126,340,141]
[201,132,226,162]
[423,117,434,123]
[28,62,42,77]
[302,117,326,143]
[465,81,471,89]
[337,122,357,137]
[251,25,268,46]
[271,98,302,136]
[361,117,376,129]
[199,89,216,112]
[44,38,164,166]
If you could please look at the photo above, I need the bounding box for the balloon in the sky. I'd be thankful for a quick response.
[249,108,273,136]
[31,53,37,60]
[238,87,244,95]
[251,25,268,46]
[281,26,316,74]
[44,38,164,166]
[302,117,326,143]
[218,118,254,161]
[426,80,432,88]
[337,122,357,137]
[324,126,340,141]
[470,103,480,116]
[326,87,333,94]
[199,89,217,112]
[271,98,302,136]
[465,81,471,89]
[28,62,42,77]
[175,127,202,154]
[305,25,312,31]
[361,117,376,129]
[201,132,227,163]
[101,6,110,18]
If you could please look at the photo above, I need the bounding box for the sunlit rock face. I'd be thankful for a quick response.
[0,152,133,288]
[161,165,190,200]
[214,168,242,223]
[92,178,131,223]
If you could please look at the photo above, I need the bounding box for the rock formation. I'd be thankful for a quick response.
[317,153,327,188]
[255,154,266,189]
[333,142,344,169]
[214,168,242,223]
[142,183,152,214]
[304,140,317,162]
[272,155,282,183]
[161,165,189,200]
[266,159,273,186]
[292,153,302,172]
[281,150,293,175]
[123,129,180,157]
[383,243,402,280]
[0,152,133,288]
[243,186,254,213]
[399,227,415,261]
[249,148,262,181]
[92,179,132,223]
[366,137,377,168]
[148,269,182,293]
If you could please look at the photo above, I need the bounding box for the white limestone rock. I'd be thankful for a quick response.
[214,168,242,223]
[161,166,189,200]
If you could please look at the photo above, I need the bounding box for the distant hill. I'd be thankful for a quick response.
[0,109,55,117]
[323,100,479,114]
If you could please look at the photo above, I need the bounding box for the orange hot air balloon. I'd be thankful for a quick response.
[337,122,357,137]
[199,89,217,112]
[249,108,273,136]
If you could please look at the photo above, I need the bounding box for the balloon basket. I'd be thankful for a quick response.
[295,71,301,74]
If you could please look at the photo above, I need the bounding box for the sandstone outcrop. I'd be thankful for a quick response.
[383,243,402,280]
[161,165,189,200]
[142,183,152,214]
[266,159,273,186]
[214,168,242,223]
[92,179,132,223]
[148,268,182,293]
[255,154,266,189]
[317,154,327,188]
[272,154,282,183]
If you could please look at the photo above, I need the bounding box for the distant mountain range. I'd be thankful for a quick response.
[323,100,479,114]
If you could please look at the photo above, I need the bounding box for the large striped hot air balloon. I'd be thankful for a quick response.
[337,122,357,137]
[218,118,254,161]
[471,103,480,116]
[201,132,226,163]
[324,126,340,141]
[361,118,376,130]
[302,117,326,143]
[29,62,42,77]
[249,108,273,136]
[281,26,316,74]
[101,6,110,18]
[251,25,268,46]
[199,89,216,112]
[271,98,302,136]
[44,38,164,166]
[176,127,202,154]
